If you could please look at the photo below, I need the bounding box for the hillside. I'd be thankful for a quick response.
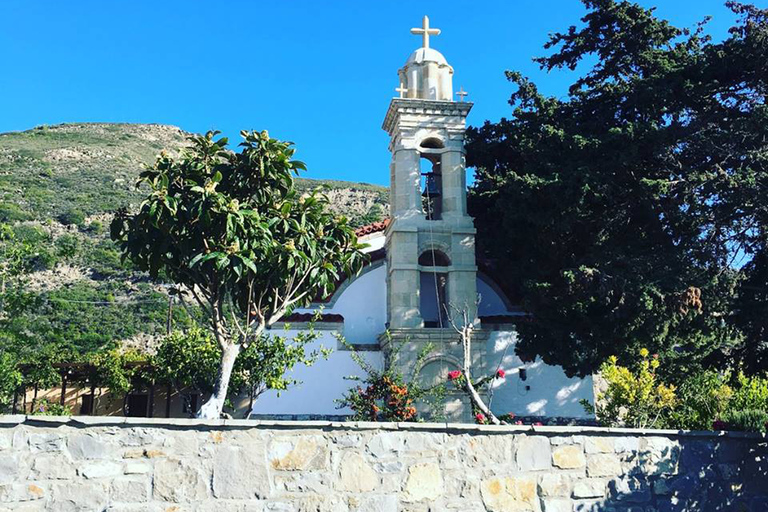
[0,123,388,355]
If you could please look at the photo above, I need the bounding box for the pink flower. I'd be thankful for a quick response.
[653,353,659,359]
[496,369,506,379]
[534,421,543,426]
[447,370,462,381]
[712,420,727,431]
[475,413,486,424]
[514,420,523,425]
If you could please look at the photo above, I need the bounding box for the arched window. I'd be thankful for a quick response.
[420,250,450,327]
[420,137,444,149]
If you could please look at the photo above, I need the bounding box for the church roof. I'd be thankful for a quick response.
[355,218,390,237]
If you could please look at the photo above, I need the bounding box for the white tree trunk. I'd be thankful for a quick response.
[198,342,241,419]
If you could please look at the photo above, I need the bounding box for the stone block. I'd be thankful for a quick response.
[122,463,150,475]
[0,455,19,485]
[355,495,398,512]
[28,433,65,453]
[337,452,378,493]
[552,445,586,469]
[541,499,571,512]
[572,479,607,499]
[403,462,443,502]
[614,437,639,453]
[480,476,540,512]
[270,437,327,471]
[110,478,149,503]
[31,454,74,480]
[516,436,552,471]
[153,458,209,503]
[213,445,270,499]
[51,482,108,511]
[586,454,622,477]
[584,437,614,454]
[609,476,651,503]
[68,434,109,460]
[0,483,45,503]
[538,474,571,497]
[79,461,122,479]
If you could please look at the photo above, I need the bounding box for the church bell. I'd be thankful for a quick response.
[421,173,441,197]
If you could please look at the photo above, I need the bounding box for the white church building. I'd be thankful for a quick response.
[250,17,594,423]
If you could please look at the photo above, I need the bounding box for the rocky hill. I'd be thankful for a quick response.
[0,123,388,354]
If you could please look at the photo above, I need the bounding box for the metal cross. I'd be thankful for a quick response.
[395,82,408,98]
[456,86,468,102]
[410,15,441,49]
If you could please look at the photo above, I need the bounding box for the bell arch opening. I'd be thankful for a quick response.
[419,156,442,220]
[419,249,450,327]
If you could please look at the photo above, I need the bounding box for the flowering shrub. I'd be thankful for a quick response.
[581,348,676,428]
[336,333,444,422]
[29,398,71,416]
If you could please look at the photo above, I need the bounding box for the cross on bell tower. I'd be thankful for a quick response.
[410,15,441,49]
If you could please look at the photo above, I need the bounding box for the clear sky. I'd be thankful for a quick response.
[0,1,740,186]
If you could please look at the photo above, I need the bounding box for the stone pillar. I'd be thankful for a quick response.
[391,149,421,215]
[440,150,467,218]
[447,230,478,325]
[387,227,422,329]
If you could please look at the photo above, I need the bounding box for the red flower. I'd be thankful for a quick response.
[496,369,506,379]
[514,420,523,425]
[447,370,462,381]
[712,420,728,431]
[507,412,516,419]
[533,421,543,426]
[475,413,486,424]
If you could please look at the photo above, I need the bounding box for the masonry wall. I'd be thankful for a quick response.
[0,416,766,512]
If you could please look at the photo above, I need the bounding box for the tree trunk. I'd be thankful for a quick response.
[460,325,503,425]
[198,342,241,419]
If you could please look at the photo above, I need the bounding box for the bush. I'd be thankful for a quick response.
[29,398,71,416]
[666,371,733,430]
[721,409,768,433]
[56,234,80,260]
[58,208,85,227]
[581,348,676,428]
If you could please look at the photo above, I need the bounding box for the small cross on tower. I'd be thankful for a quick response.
[456,86,468,102]
[411,15,441,49]
[395,82,408,99]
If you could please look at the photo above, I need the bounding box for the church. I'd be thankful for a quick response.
[250,17,594,423]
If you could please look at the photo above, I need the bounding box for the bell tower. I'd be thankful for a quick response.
[382,16,478,330]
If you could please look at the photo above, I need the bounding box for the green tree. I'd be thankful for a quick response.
[466,1,768,377]
[111,130,365,418]
[0,350,22,413]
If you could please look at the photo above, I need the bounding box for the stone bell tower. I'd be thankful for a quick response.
[382,16,478,330]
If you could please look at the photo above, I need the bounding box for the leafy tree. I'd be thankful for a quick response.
[467,1,768,376]
[0,350,22,413]
[111,130,365,418]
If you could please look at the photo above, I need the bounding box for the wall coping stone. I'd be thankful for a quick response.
[1,415,766,439]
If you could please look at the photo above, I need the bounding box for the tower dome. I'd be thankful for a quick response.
[398,16,454,101]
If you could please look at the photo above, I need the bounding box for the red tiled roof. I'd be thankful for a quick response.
[355,218,390,237]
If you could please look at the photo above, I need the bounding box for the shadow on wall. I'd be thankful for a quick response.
[562,434,768,512]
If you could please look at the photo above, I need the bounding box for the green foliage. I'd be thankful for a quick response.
[56,233,80,260]
[666,371,733,431]
[730,372,768,411]
[582,349,676,428]
[152,327,221,394]
[0,351,22,413]
[28,398,72,416]
[721,409,768,433]
[111,129,365,416]
[336,333,443,422]
[466,1,768,376]
[89,348,145,396]
[58,208,85,227]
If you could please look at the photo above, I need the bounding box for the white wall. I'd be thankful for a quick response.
[250,263,387,416]
[249,329,383,416]
[486,331,593,418]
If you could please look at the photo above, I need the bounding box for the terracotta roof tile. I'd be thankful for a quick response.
[355,218,390,237]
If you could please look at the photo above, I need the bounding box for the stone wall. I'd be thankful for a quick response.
[0,416,766,512]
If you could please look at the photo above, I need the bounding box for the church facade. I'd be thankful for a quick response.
[251,17,594,422]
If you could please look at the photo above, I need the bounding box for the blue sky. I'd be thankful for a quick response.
[0,1,740,186]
